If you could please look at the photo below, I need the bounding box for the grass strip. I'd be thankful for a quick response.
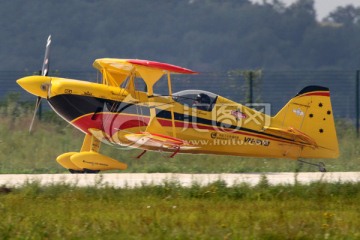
[0,179,359,239]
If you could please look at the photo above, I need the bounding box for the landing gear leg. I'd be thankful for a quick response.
[59,133,126,174]
[297,159,327,172]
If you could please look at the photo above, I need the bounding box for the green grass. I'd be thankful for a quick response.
[0,95,359,173]
[0,180,360,239]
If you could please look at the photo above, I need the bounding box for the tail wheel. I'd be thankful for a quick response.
[318,162,327,172]
[297,159,327,172]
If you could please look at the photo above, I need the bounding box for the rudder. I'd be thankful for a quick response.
[271,86,339,159]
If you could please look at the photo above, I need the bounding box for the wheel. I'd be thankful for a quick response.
[69,169,85,174]
[83,168,100,174]
[318,162,326,172]
[68,169,100,174]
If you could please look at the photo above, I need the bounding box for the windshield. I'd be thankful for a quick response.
[173,89,218,111]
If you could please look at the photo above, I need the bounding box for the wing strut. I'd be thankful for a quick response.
[167,72,176,138]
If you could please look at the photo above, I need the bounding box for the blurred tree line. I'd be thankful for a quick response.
[1,0,360,71]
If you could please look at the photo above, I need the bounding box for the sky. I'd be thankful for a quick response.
[251,0,360,20]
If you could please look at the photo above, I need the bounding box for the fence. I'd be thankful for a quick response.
[1,69,358,124]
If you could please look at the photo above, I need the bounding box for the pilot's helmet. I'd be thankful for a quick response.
[195,93,211,104]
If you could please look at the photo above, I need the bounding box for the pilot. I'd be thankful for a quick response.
[194,93,211,111]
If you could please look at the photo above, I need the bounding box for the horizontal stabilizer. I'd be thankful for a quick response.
[264,127,317,147]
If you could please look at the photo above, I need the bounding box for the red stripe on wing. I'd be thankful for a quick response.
[127,59,197,74]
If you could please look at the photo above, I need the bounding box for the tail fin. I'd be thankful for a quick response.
[271,86,339,159]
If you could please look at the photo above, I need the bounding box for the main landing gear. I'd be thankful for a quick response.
[57,132,127,174]
[297,159,327,172]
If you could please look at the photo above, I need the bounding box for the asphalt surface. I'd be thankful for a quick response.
[0,172,359,188]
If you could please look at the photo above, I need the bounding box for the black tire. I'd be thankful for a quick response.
[69,169,85,174]
[83,168,100,174]
[68,169,100,174]
[318,162,327,172]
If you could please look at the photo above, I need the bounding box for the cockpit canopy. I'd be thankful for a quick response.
[173,90,218,111]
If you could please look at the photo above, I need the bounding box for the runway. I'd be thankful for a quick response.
[1,172,360,188]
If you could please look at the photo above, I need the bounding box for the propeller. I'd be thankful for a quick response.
[29,35,51,133]
[29,96,42,133]
[41,35,51,77]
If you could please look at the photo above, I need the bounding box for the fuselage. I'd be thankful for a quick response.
[42,77,311,159]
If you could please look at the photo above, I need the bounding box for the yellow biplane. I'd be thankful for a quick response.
[17,36,339,173]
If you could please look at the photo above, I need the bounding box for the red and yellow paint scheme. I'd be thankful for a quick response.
[17,37,339,173]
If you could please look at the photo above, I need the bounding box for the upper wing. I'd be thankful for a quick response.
[92,58,197,88]
[93,58,197,75]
